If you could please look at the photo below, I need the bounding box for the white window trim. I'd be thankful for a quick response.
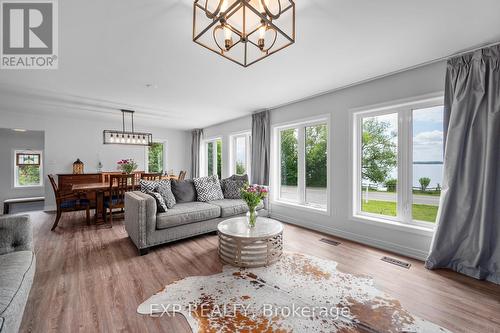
[202,137,222,177]
[350,93,444,230]
[229,131,251,178]
[144,140,168,173]
[271,114,331,215]
[13,149,43,189]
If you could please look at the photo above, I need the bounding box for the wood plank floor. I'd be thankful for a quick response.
[19,211,500,333]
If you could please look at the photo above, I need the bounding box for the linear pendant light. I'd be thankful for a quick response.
[103,110,153,146]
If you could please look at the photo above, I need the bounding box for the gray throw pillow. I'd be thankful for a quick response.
[140,179,159,193]
[221,179,246,199]
[157,179,176,209]
[171,179,197,203]
[146,191,167,213]
[230,174,249,182]
[193,175,224,202]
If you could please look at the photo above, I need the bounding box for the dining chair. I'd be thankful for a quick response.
[178,170,187,181]
[105,174,135,227]
[141,173,162,181]
[48,174,91,231]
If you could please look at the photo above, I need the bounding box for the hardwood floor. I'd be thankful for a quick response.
[20,211,500,333]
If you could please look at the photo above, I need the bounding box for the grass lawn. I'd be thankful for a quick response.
[361,200,438,223]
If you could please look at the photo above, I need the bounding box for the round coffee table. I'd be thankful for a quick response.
[217,217,283,268]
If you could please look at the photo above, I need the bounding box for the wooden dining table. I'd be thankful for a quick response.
[71,176,178,222]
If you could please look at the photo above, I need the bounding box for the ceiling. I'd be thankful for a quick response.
[1,0,500,130]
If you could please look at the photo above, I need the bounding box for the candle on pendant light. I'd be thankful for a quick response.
[221,0,233,50]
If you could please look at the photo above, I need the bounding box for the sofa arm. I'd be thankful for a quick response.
[0,214,33,256]
[124,191,157,250]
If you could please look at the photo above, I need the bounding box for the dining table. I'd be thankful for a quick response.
[71,176,179,223]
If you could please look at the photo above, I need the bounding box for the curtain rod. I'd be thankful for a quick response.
[267,40,500,112]
[445,40,500,60]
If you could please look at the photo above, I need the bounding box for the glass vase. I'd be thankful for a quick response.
[246,207,258,228]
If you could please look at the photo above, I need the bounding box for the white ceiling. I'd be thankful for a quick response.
[1,0,500,130]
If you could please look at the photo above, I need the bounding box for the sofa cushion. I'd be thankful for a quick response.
[157,180,176,209]
[156,202,221,229]
[146,191,167,213]
[194,175,224,202]
[230,174,249,182]
[139,179,159,193]
[171,179,197,203]
[221,179,246,199]
[208,199,264,218]
[0,251,34,316]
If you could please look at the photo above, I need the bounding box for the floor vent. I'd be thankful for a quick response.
[319,238,341,246]
[381,256,411,269]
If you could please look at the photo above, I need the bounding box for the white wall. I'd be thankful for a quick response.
[0,109,191,211]
[204,61,447,260]
[0,129,45,212]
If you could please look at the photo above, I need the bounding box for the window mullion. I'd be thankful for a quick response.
[397,109,412,223]
[298,126,306,204]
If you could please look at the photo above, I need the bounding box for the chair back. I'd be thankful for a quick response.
[48,174,60,199]
[141,173,162,181]
[109,174,135,202]
[178,170,187,181]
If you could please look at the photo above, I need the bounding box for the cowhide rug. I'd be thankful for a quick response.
[138,252,450,333]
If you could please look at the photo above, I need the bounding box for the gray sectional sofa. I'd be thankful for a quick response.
[124,178,268,255]
[0,215,36,333]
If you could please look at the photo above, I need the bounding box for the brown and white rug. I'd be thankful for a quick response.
[138,253,450,333]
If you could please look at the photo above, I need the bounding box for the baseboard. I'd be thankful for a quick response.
[270,212,429,261]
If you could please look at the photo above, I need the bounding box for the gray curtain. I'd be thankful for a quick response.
[425,45,500,284]
[191,129,203,179]
[251,110,270,185]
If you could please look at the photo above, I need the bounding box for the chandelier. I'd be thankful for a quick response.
[193,0,295,67]
[102,110,153,146]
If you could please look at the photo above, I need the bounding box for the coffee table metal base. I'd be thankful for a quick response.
[218,231,283,268]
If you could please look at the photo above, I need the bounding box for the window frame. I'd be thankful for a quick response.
[13,149,43,188]
[229,131,251,178]
[272,115,331,214]
[203,137,222,178]
[351,94,444,229]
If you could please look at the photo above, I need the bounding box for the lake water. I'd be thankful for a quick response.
[387,164,443,188]
[413,164,443,188]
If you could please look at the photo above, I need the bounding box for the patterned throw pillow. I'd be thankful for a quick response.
[146,191,167,213]
[193,175,224,202]
[140,179,159,193]
[221,179,246,199]
[157,179,176,209]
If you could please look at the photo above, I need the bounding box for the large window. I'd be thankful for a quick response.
[205,139,222,179]
[276,118,329,211]
[353,98,443,226]
[231,133,251,176]
[147,142,165,173]
[14,151,43,187]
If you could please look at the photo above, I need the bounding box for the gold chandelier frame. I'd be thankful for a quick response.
[193,0,295,67]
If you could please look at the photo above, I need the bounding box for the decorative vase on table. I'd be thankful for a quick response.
[240,184,268,228]
[117,159,138,174]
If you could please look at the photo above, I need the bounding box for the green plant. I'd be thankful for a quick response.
[419,177,431,192]
[236,161,246,175]
[384,178,397,192]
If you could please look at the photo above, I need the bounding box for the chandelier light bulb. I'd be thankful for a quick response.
[110,134,115,143]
